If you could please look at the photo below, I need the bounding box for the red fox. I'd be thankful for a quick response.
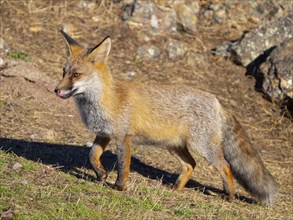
[55,30,278,205]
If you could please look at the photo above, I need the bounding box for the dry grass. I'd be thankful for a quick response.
[0,0,293,219]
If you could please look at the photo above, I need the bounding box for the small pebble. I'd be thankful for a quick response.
[12,162,23,171]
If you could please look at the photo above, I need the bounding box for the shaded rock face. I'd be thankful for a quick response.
[258,39,293,103]
[217,13,293,67]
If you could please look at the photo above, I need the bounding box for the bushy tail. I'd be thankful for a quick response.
[223,113,278,205]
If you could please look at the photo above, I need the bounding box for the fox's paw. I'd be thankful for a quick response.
[221,193,234,202]
[112,184,126,191]
[95,170,108,182]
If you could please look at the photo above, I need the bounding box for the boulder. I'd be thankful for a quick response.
[225,13,293,66]
[124,0,200,37]
[258,39,293,103]
[174,1,200,35]
[126,1,177,37]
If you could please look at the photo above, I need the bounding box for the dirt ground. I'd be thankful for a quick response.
[0,1,292,219]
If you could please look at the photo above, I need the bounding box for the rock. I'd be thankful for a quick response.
[12,162,23,171]
[1,207,14,220]
[127,1,177,37]
[86,142,93,148]
[0,60,53,84]
[258,39,293,102]
[201,0,289,27]
[166,39,187,60]
[77,1,96,10]
[136,44,160,60]
[0,38,10,54]
[121,3,135,21]
[125,0,200,37]
[186,52,207,67]
[227,13,293,66]
[21,179,28,185]
[212,41,233,57]
[174,1,200,35]
[126,71,136,77]
[29,130,56,141]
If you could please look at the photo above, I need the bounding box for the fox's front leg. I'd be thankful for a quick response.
[113,136,131,191]
[89,136,110,181]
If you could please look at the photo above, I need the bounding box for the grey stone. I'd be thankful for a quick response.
[125,0,200,37]
[122,3,135,21]
[1,207,14,220]
[187,52,207,67]
[166,40,187,60]
[174,1,200,35]
[259,38,293,102]
[136,45,160,60]
[228,13,293,66]
[201,0,290,27]
[213,41,233,57]
[12,162,23,171]
[21,179,28,185]
[127,1,177,36]
[126,71,136,77]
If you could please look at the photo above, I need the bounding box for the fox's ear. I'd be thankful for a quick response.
[87,36,111,63]
[60,29,82,57]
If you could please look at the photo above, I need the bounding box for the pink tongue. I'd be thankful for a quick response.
[57,93,64,97]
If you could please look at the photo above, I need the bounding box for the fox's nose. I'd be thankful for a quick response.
[54,88,60,94]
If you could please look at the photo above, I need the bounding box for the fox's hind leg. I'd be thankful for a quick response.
[208,138,235,201]
[214,161,235,201]
[89,136,110,181]
[168,146,196,191]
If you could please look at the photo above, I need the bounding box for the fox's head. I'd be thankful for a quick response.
[54,30,111,99]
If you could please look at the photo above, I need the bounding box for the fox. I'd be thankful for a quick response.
[54,30,278,205]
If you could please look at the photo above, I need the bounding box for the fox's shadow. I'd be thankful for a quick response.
[0,137,254,204]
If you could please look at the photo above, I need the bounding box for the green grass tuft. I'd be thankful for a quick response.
[9,51,30,61]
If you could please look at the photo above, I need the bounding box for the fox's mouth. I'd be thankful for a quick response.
[56,88,78,99]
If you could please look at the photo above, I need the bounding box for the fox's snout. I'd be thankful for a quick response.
[54,87,63,98]
[54,80,74,99]
[54,86,65,98]
[54,87,60,94]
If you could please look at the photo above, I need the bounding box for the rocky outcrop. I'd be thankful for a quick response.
[214,13,293,67]
[258,39,293,103]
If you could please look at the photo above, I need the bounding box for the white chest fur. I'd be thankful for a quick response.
[74,91,112,136]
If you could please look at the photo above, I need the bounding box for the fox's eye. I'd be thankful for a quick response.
[73,72,81,77]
